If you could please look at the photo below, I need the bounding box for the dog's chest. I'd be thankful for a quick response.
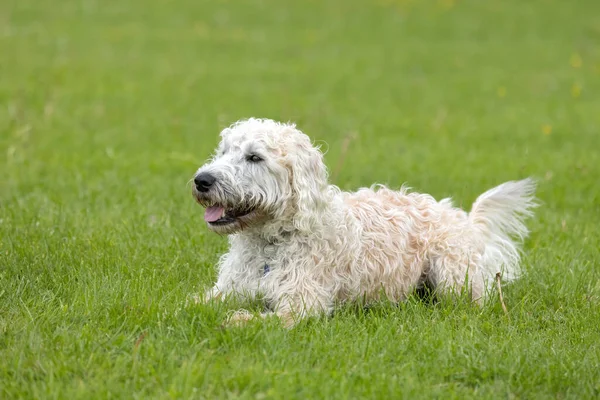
[238,234,304,280]
[258,243,278,277]
[252,240,302,280]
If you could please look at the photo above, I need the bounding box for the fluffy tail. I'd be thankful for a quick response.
[469,178,537,283]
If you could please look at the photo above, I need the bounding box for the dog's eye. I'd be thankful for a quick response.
[247,154,263,162]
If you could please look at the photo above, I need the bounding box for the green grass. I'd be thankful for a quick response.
[1,0,599,398]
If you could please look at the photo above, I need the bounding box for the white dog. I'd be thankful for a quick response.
[192,118,536,326]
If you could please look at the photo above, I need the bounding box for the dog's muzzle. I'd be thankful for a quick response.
[194,172,216,193]
[192,175,261,232]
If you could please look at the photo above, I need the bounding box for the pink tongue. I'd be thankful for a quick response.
[204,206,225,222]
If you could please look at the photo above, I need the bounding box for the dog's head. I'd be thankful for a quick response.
[192,118,328,235]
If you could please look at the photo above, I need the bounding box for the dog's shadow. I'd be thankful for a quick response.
[331,284,441,321]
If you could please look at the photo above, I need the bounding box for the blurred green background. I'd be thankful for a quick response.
[1,0,599,398]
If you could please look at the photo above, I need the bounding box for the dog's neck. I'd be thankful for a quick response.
[239,197,344,246]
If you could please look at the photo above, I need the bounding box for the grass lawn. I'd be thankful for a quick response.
[1,0,599,398]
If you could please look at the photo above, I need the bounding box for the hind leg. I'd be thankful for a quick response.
[428,247,485,303]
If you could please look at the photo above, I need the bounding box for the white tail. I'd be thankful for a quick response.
[469,178,538,283]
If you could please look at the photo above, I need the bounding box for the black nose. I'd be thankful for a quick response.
[194,173,216,192]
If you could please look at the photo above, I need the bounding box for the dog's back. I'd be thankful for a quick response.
[340,185,473,301]
[339,180,536,301]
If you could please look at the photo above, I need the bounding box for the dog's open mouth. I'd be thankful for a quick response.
[204,205,256,225]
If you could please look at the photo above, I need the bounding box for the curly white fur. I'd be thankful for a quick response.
[192,118,537,326]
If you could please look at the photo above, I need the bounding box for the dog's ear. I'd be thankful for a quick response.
[287,133,329,233]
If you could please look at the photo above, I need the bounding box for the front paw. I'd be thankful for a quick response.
[203,287,224,302]
[226,309,255,326]
[187,287,223,305]
[225,309,298,328]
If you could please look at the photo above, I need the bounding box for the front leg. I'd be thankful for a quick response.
[199,285,226,303]
[194,248,263,304]
[228,282,334,328]
[189,284,228,305]
[200,281,258,304]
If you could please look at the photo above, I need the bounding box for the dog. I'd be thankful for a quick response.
[192,118,536,326]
